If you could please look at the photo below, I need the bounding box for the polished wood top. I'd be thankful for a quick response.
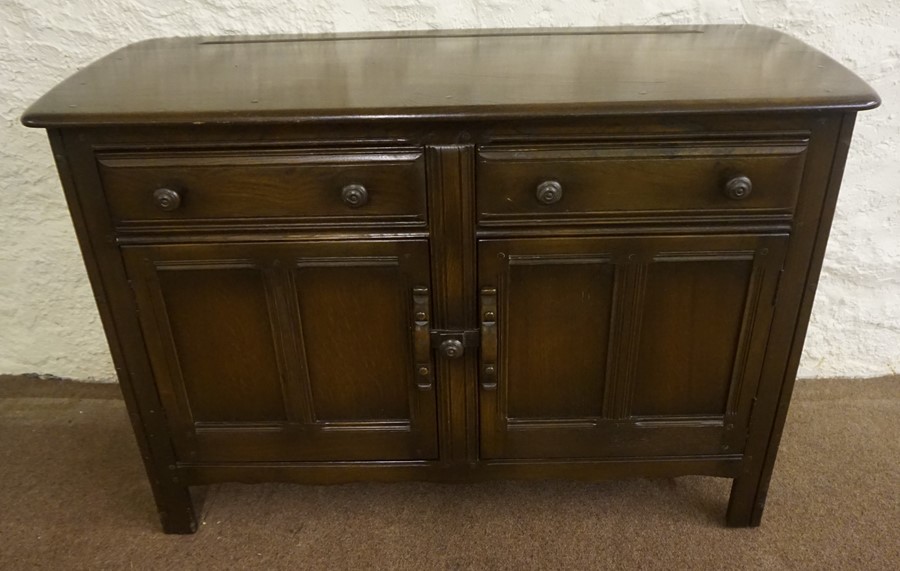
[23,25,879,127]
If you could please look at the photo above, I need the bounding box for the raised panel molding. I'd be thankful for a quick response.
[604,262,647,420]
[123,241,438,464]
[501,253,615,422]
[478,235,788,460]
[142,258,288,426]
[288,255,410,425]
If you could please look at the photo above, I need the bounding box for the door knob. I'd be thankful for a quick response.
[439,339,464,359]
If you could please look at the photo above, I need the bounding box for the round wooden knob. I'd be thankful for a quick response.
[439,339,464,359]
[153,188,182,211]
[724,175,752,200]
[536,180,563,205]
[341,184,368,208]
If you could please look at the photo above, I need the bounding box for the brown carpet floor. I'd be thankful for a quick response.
[0,374,897,570]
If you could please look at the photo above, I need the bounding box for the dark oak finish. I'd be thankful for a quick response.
[22,26,877,126]
[477,139,808,224]
[477,234,786,460]
[121,240,437,463]
[23,25,878,533]
[98,148,426,228]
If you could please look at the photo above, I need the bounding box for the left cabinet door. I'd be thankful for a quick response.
[122,240,438,463]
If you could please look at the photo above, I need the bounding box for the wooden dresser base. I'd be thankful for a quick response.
[24,27,878,533]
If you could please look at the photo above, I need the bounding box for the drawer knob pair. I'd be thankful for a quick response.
[152,185,371,212]
[532,176,753,205]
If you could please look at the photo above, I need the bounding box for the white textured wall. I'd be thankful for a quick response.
[1,1,897,381]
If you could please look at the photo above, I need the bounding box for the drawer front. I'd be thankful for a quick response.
[98,148,427,227]
[477,140,808,225]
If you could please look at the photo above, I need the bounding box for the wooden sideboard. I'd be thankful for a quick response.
[23,25,879,533]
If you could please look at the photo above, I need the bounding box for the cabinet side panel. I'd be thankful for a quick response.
[729,113,858,526]
[48,129,197,532]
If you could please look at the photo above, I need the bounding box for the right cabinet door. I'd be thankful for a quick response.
[478,234,788,460]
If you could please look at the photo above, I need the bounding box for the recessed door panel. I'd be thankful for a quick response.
[155,265,286,424]
[123,240,437,463]
[293,262,413,422]
[479,235,787,460]
[632,258,754,417]
[504,255,615,420]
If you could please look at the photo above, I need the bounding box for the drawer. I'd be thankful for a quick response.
[476,140,808,225]
[97,148,427,227]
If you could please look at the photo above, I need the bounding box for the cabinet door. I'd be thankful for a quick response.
[122,240,437,462]
[478,234,787,460]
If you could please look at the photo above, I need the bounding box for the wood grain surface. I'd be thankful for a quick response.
[22,25,878,127]
[22,26,879,533]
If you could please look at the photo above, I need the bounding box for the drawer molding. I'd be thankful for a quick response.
[477,139,809,226]
[97,147,428,229]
